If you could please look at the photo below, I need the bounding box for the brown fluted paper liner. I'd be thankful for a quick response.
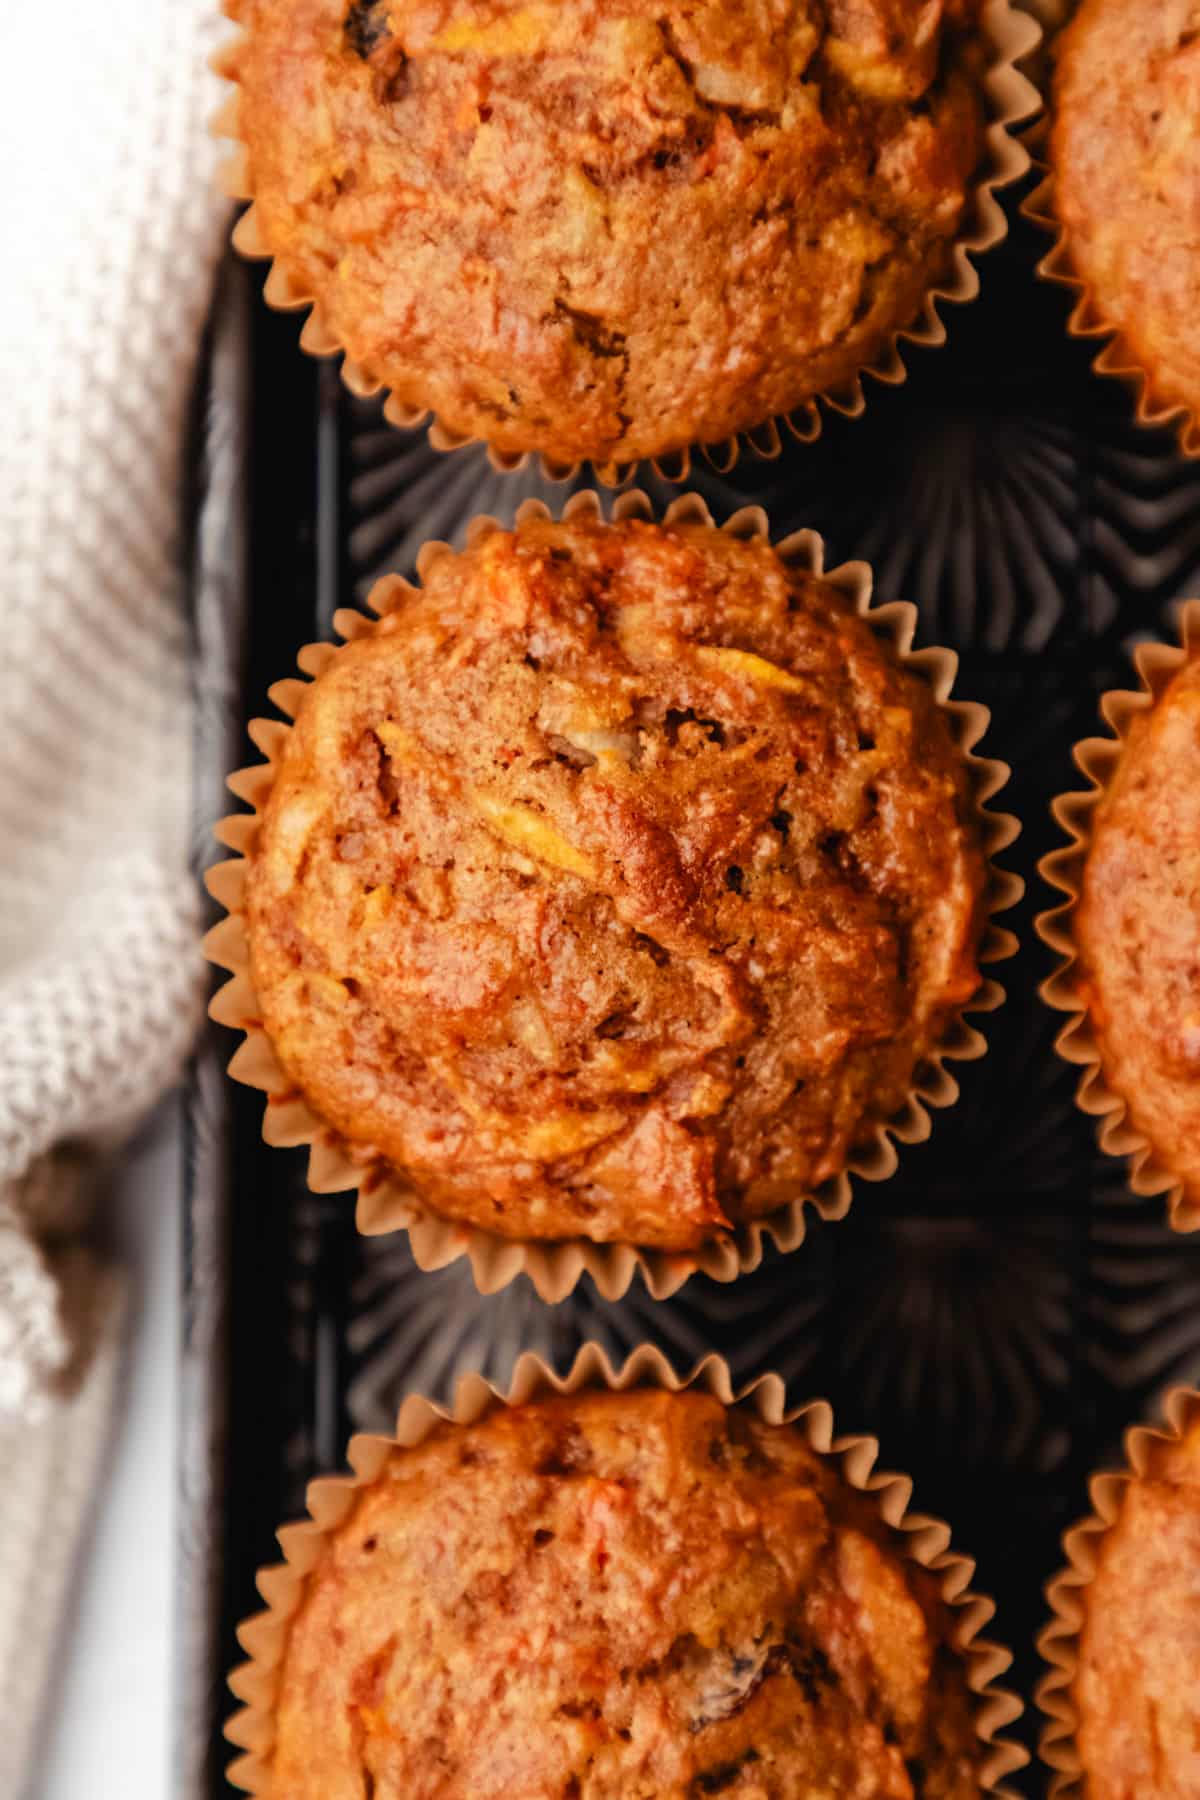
[203,489,1022,1303]
[1023,6,1200,459]
[1036,599,1200,1230]
[225,1342,1028,1795]
[1037,1385,1200,1795]
[211,2,1040,484]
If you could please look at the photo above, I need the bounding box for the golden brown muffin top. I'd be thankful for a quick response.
[1052,0,1200,425]
[231,0,985,465]
[1076,1418,1200,1799]
[246,517,985,1250]
[1075,653,1200,1204]
[270,1389,985,1798]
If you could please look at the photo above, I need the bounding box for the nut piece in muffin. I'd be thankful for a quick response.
[1073,1415,1200,1799]
[229,0,988,466]
[267,1389,987,1798]
[1074,652,1200,1207]
[244,515,987,1250]
[1050,0,1200,438]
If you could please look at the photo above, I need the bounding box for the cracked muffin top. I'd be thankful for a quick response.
[1074,1416,1200,1799]
[1074,651,1200,1208]
[1051,0,1200,432]
[268,1389,986,1798]
[229,0,988,466]
[244,514,985,1251]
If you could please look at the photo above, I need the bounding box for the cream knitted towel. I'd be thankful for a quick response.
[0,0,227,1786]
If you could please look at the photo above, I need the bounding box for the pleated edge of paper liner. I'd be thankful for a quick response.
[1036,1383,1200,1795]
[1034,597,1200,1233]
[223,1340,1029,1795]
[202,487,1023,1302]
[1021,2,1200,461]
[208,0,1041,486]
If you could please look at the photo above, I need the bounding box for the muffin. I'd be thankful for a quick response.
[247,1388,991,1797]
[1057,641,1200,1216]
[1072,1419,1200,1797]
[1040,1391,1200,1799]
[1045,0,1200,449]
[225,0,997,467]
[236,511,989,1253]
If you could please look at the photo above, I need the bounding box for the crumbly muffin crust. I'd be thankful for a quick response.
[1075,1418,1200,1799]
[231,0,987,465]
[1075,653,1200,1206]
[1052,0,1200,429]
[270,1390,985,1798]
[245,516,985,1249]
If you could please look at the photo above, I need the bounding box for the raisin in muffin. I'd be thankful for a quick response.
[1068,1412,1200,1798]
[266,1389,987,1798]
[1050,0,1200,440]
[1073,651,1200,1209]
[242,514,987,1251]
[228,0,989,465]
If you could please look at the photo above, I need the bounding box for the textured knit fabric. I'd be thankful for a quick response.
[0,3,226,1198]
[0,0,227,1784]
[0,1257,126,1799]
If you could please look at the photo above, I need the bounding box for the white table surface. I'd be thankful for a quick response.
[34,1100,181,1800]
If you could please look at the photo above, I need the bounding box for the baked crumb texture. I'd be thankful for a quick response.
[1076,654,1200,1207]
[242,514,986,1251]
[1043,0,1200,452]
[224,0,988,466]
[266,1389,988,1799]
[1039,604,1200,1232]
[1040,1393,1200,1800]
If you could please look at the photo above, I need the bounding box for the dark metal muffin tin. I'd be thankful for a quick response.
[184,196,1200,1795]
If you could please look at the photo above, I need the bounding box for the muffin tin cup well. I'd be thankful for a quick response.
[224,1340,1028,1796]
[1022,6,1200,462]
[203,487,1022,1304]
[210,1,1040,487]
[1037,1384,1200,1795]
[1036,599,1200,1232]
